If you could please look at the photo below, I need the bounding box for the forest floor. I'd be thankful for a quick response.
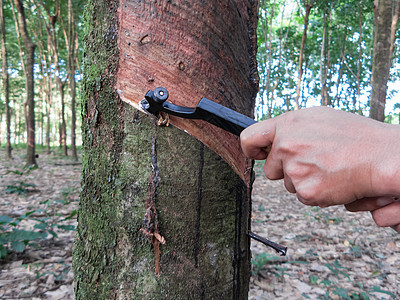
[0,149,399,299]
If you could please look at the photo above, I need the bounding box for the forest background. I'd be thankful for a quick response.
[1,0,400,160]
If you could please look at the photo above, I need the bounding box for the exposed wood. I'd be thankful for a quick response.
[116,0,258,182]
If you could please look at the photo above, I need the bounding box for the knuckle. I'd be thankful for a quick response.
[296,186,320,205]
[284,163,304,179]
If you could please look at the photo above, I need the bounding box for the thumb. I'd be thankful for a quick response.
[240,118,276,160]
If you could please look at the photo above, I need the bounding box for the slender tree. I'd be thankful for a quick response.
[294,0,314,110]
[370,0,392,121]
[1,0,11,158]
[13,0,36,165]
[62,0,78,160]
[389,0,400,68]
[36,0,68,155]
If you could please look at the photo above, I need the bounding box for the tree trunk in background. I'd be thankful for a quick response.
[46,92,51,153]
[66,0,78,160]
[1,0,11,158]
[370,0,392,121]
[14,0,36,165]
[73,0,258,299]
[263,0,276,118]
[294,1,314,110]
[356,0,364,111]
[319,10,329,106]
[37,0,68,155]
[60,86,67,155]
[389,0,400,67]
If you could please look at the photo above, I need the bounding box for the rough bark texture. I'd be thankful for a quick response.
[73,0,258,299]
[14,0,36,165]
[370,0,392,121]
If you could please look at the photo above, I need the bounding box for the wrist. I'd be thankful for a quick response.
[373,124,400,196]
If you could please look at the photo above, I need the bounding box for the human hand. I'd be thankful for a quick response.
[240,106,398,208]
[345,197,400,233]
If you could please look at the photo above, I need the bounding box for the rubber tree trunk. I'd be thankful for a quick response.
[370,0,392,121]
[67,0,78,161]
[73,0,258,299]
[14,0,36,165]
[1,0,11,158]
[294,1,313,110]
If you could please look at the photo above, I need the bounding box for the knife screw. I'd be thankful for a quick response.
[154,87,169,103]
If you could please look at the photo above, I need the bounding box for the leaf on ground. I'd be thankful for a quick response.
[371,286,396,297]
[11,241,25,252]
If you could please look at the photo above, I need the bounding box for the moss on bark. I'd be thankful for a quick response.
[74,0,255,299]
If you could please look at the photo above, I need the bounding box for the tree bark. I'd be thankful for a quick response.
[356,0,364,111]
[370,0,392,121]
[319,11,327,106]
[389,0,400,67]
[36,0,68,155]
[1,0,11,158]
[73,0,258,299]
[65,0,78,160]
[13,0,36,165]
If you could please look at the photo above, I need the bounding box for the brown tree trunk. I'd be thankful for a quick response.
[60,86,67,155]
[320,11,328,106]
[1,0,11,158]
[46,92,51,153]
[370,0,392,121]
[36,0,68,155]
[66,0,78,160]
[294,1,314,110]
[73,0,258,299]
[356,0,363,111]
[389,0,400,66]
[14,0,36,165]
[263,0,275,118]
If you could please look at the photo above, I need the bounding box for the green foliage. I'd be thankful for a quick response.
[0,207,76,259]
[371,285,396,298]
[0,210,47,258]
[4,166,38,195]
[255,0,398,118]
[306,259,395,299]
[5,182,36,195]
[0,0,84,149]
[251,252,281,275]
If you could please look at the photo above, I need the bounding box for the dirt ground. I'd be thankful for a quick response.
[0,149,399,299]
[0,149,79,299]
